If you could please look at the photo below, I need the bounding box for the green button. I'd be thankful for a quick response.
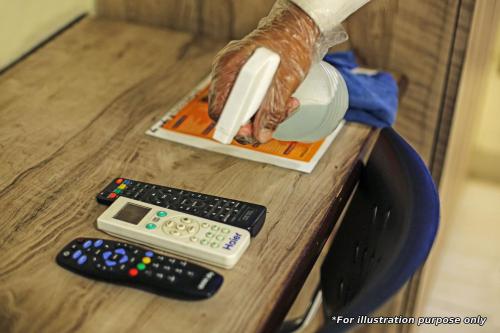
[114,189,122,194]
[157,211,167,217]
[137,263,146,270]
[146,223,157,230]
[200,239,209,245]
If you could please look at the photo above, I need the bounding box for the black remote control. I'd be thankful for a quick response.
[56,238,223,300]
[96,178,266,236]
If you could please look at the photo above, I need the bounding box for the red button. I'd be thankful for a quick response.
[128,268,138,277]
[115,178,124,184]
[107,192,117,199]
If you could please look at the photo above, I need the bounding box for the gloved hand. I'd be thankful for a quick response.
[208,0,321,144]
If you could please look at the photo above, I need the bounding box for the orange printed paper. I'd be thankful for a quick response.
[162,85,325,162]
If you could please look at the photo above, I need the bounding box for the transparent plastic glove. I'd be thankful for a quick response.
[208,0,347,144]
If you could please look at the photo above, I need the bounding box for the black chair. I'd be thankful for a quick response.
[282,128,440,333]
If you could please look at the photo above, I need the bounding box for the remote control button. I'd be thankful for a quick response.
[114,189,122,194]
[181,217,191,223]
[167,275,176,283]
[94,239,103,247]
[179,261,187,267]
[152,263,160,269]
[128,268,138,277]
[145,251,154,258]
[163,265,172,271]
[201,223,209,228]
[187,226,197,233]
[62,250,71,257]
[210,242,219,248]
[72,250,82,260]
[205,232,215,238]
[107,192,118,199]
[187,270,195,277]
[152,217,160,222]
[169,230,180,236]
[144,270,153,277]
[200,239,209,246]
[115,248,126,255]
[146,223,157,230]
[102,251,112,260]
[176,224,186,231]
[119,264,127,270]
[216,235,224,241]
[77,255,87,265]
[105,260,117,267]
[83,240,93,249]
[156,211,167,217]
[190,236,198,242]
[115,178,124,184]
[156,272,164,279]
[124,180,132,185]
[157,256,164,262]
[117,184,127,190]
[142,257,151,264]
[222,228,230,234]
[166,220,176,228]
[168,258,176,264]
[119,255,128,264]
[211,225,220,231]
[137,263,146,271]
[174,268,183,274]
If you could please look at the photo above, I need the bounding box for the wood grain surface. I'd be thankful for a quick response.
[95,0,472,168]
[0,18,376,333]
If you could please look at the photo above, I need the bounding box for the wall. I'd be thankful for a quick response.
[0,0,94,70]
[470,24,500,181]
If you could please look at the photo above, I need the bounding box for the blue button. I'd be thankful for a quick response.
[94,239,103,248]
[102,251,112,260]
[119,255,129,264]
[105,260,117,267]
[115,248,126,255]
[83,240,93,249]
[145,251,154,258]
[77,255,87,265]
[72,250,82,260]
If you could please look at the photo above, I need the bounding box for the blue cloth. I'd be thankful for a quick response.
[323,51,398,128]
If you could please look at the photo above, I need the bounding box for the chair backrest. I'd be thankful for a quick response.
[319,127,439,333]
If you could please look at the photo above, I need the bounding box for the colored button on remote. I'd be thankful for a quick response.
[119,255,128,264]
[77,255,87,265]
[115,248,126,255]
[72,250,82,260]
[128,268,138,277]
[102,251,112,260]
[146,223,157,230]
[115,178,124,184]
[94,239,103,247]
[137,263,146,271]
[105,260,117,267]
[145,251,154,258]
[157,211,167,217]
[83,240,93,249]
[107,192,117,199]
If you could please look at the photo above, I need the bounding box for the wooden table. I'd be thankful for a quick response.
[0,18,377,333]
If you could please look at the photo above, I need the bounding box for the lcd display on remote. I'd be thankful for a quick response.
[113,203,151,225]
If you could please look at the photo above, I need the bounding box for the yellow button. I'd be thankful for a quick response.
[142,257,151,264]
[118,184,127,190]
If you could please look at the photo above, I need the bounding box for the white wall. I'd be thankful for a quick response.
[0,0,94,70]
[470,24,500,181]
[474,30,500,155]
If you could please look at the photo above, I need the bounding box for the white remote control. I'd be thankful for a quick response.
[97,197,251,269]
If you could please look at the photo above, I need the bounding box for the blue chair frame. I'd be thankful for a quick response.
[317,127,440,332]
